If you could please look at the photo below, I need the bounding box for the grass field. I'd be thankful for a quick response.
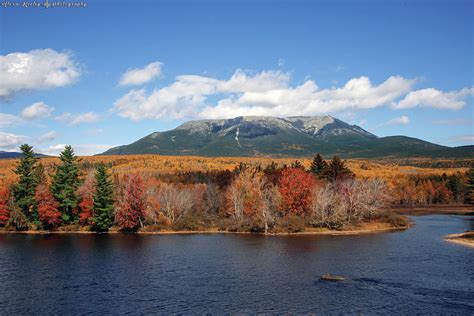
[0,155,471,187]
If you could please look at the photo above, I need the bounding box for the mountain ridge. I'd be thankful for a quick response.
[101,115,473,158]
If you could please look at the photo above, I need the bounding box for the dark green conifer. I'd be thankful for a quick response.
[92,164,114,231]
[12,144,40,221]
[310,154,328,177]
[324,156,354,181]
[51,145,81,223]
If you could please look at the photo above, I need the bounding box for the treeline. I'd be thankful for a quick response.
[0,146,472,233]
[391,172,474,206]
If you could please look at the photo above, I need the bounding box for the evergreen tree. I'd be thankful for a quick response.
[310,154,328,177]
[324,156,354,182]
[51,145,81,223]
[92,164,114,231]
[446,174,464,204]
[12,144,40,221]
[465,168,474,205]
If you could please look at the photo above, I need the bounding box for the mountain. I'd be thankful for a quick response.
[101,116,474,158]
[0,151,50,159]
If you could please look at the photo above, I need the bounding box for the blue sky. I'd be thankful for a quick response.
[0,0,472,155]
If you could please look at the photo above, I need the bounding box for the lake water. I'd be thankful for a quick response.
[0,215,473,314]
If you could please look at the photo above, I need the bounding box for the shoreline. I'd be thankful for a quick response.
[0,222,408,236]
[444,232,474,249]
[389,205,473,216]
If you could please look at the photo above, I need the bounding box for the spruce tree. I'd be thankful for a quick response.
[324,156,354,182]
[51,146,81,223]
[465,168,474,205]
[310,154,328,177]
[12,144,40,221]
[92,164,114,231]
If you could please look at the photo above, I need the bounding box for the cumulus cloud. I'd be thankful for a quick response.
[393,87,474,110]
[113,69,415,121]
[387,116,410,125]
[21,101,54,120]
[0,113,22,128]
[41,143,116,156]
[0,132,27,149]
[37,130,57,143]
[0,48,80,99]
[55,112,99,125]
[119,61,162,86]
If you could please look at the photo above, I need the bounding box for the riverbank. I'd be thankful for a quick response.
[390,205,473,216]
[0,220,408,236]
[444,232,474,248]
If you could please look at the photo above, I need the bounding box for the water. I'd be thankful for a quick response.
[0,215,473,314]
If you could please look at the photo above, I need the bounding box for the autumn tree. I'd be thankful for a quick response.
[225,167,264,220]
[310,154,328,177]
[51,145,81,223]
[0,188,10,226]
[116,174,146,231]
[92,164,114,231]
[77,170,95,225]
[7,199,28,231]
[35,184,61,229]
[465,168,474,205]
[12,144,40,221]
[278,167,316,216]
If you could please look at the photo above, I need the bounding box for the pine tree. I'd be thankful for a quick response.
[51,145,81,223]
[12,144,40,221]
[92,164,114,231]
[310,154,328,177]
[465,168,474,205]
[324,156,354,182]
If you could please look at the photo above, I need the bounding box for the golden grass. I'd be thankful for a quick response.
[0,154,470,187]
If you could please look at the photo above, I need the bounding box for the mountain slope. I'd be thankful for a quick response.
[101,116,473,158]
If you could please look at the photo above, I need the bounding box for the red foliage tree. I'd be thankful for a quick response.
[77,171,96,225]
[35,184,61,228]
[116,174,146,231]
[0,188,10,226]
[278,167,316,216]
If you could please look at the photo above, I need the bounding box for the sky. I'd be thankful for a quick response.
[0,0,473,155]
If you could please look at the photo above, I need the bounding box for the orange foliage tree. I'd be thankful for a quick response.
[278,167,316,216]
[0,188,10,226]
[77,170,95,225]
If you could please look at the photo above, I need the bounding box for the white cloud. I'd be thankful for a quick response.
[84,128,104,136]
[0,48,80,99]
[450,135,474,143]
[387,116,410,125]
[0,132,27,149]
[41,143,116,156]
[37,130,57,143]
[21,101,54,120]
[0,113,22,128]
[432,118,472,125]
[119,61,162,86]
[113,70,415,121]
[393,87,474,110]
[55,112,99,125]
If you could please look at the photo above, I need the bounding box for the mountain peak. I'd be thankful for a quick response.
[101,115,472,158]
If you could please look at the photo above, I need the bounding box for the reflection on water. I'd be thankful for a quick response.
[0,215,473,314]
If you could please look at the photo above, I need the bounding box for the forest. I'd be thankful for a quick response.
[0,144,473,233]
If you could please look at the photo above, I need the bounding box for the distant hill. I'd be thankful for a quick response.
[0,151,50,159]
[101,116,474,159]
